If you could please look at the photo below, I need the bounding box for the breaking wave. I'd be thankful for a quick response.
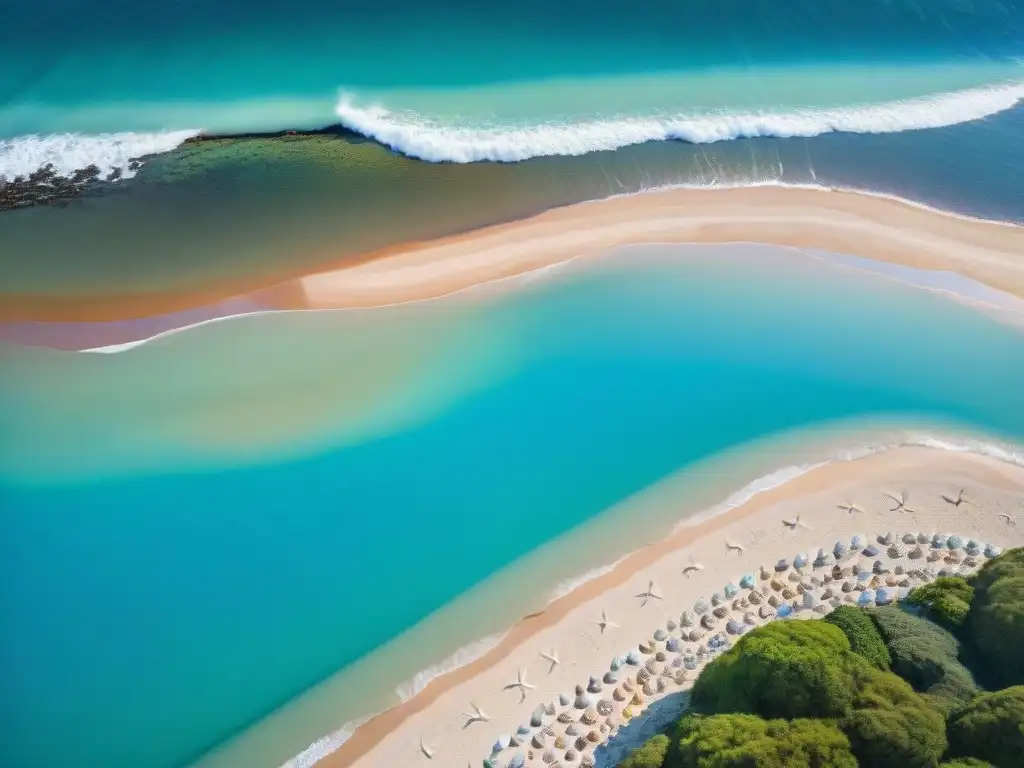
[0,129,199,182]
[335,82,1024,163]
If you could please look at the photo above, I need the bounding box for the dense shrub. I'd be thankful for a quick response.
[906,577,975,630]
[825,605,892,670]
[868,605,978,711]
[939,760,995,768]
[965,548,1024,688]
[691,621,857,719]
[840,664,948,768]
[672,713,857,768]
[946,686,1024,767]
[619,733,671,768]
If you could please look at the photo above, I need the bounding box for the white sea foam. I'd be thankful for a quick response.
[0,129,199,182]
[394,632,506,702]
[335,82,1024,163]
[277,715,371,768]
[547,556,626,603]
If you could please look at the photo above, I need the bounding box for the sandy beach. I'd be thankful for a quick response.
[3,186,1024,328]
[315,445,1024,767]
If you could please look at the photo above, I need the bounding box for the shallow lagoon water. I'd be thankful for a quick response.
[3,244,1024,768]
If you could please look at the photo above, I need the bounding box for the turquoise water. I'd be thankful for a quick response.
[2,245,1024,768]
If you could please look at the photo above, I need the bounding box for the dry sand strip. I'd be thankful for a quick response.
[298,187,1024,310]
[317,446,1024,767]
[3,186,1023,324]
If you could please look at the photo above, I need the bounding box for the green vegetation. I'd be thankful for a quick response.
[825,605,892,670]
[964,548,1024,688]
[946,687,1024,767]
[673,713,857,767]
[620,733,671,768]
[906,577,975,630]
[868,605,978,712]
[840,663,947,768]
[691,621,856,719]
[617,550,1024,768]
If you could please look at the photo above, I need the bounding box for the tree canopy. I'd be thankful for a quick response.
[825,605,892,670]
[906,577,975,630]
[620,733,672,768]
[946,686,1024,768]
[691,621,857,719]
[867,605,978,712]
[672,713,858,768]
[964,547,1024,688]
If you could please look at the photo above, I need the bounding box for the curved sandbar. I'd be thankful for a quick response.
[2,186,1024,325]
[279,445,1024,768]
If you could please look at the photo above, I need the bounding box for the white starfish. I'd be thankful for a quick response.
[725,539,746,555]
[595,608,619,633]
[461,702,490,728]
[539,649,561,673]
[420,736,434,759]
[682,555,705,577]
[884,490,916,514]
[997,512,1018,528]
[838,501,864,514]
[782,515,811,531]
[636,579,662,607]
[503,667,536,702]
[942,488,970,507]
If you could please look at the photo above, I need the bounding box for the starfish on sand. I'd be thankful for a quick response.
[503,667,536,702]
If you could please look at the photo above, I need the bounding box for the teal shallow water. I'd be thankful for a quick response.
[2,244,1024,768]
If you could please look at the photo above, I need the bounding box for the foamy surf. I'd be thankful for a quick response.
[0,129,199,182]
[335,82,1024,163]
[394,632,506,702]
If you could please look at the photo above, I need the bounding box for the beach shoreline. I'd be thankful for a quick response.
[203,440,1024,768]
[3,184,1024,327]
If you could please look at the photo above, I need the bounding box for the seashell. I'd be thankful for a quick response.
[909,546,924,560]
[740,573,755,589]
[903,532,917,544]
[748,588,763,604]
[760,565,772,580]
[555,736,567,750]
[638,642,654,655]
[917,532,930,544]
[653,628,668,641]
[545,702,557,716]
[932,533,947,549]
[587,730,600,743]
[713,605,729,619]
[680,611,694,627]
[565,723,579,737]
[841,581,855,593]
[966,540,981,556]
[631,691,644,706]
[666,618,677,632]
[565,749,578,762]
[894,564,904,575]
[671,656,683,668]
[666,637,681,653]
[946,550,962,564]
[517,725,531,736]
[788,571,803,583]
[613,687,625,702]
[851,535,865,550]
[885,575,899,587]
[674,670,688,685]
[770,578,785,592]
[543,748,556,763]
[587,677,602,694]
[655,650,667,662]
[963,555,978,568]
[621,707,633,721]
[887,544,904,559]
[510,733,523,747]
[821,587,835,599]
[558,712,574,724]
[688,628,705,642]
[851,563,862,575]
[582,755,596,768]
[509,754,526,768]
[834,541,849,559]
[603,670,617,685]
[767,594,781,608]
[581,706,598,725]
[743,611,757,625]
[831,596,843,608]
[879,532,894,546]
[863,545,879,557]
[724,583,739,598]
[782,587,796,599]
[814,549,833,568]
[873,559,888,574]
[759,604,776,619]
[596,699,614,716]
[794,553,808,570]
[625,651,641,666]
[575,736,587,751]
[775,559,789,572]
[726,619,745,635]
[532,706,546,727]
[927,550,943,562]
[683,654,698,669]
[657,676,668,693]
[544,725,557,737]
[711,592,723,607]
[701,614,716,630]
[636,667,651,685]
[985,543,1001,558]
[644,657,658,674]
[693,600,709,615]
